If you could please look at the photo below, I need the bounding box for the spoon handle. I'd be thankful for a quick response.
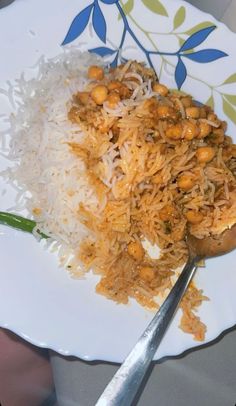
[95,257,197,406]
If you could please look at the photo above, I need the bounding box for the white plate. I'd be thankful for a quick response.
[0,0,236,363]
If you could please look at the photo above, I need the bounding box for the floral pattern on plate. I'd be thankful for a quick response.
[62,0,236,125]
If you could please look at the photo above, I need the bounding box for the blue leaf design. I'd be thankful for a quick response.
[110,55,119,68]
[92,2,107,43]
[62,4,93,45]
[183,49,228,63]
[179,26,216,52]
[89,47,116,57]
[193,100,203,107]
[175,57,187,89]
[120,56,128,64]
[100,0,118,4]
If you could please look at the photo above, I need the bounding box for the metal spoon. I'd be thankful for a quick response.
[95,224,236,406]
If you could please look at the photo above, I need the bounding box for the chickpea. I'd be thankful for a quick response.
[183,120,199,140]
[139,266,155,282]
[210,128,224,145]
[177,174,195,190]
[108,80,121,91]
[107,92,121,108]
[144,99,159,116]
[181,96,192,108]
[127,241,144,261]
[159,204,175,221]
[199,107,207,118]
[157,105,175,119]
[152,173,163,184]
[75,91,89,105]
[91,85,108,105]
[108,81,129,98]
[87,65,104,81]
[185,210,203,224]
[144,98,155,109]
[166,123,182,140]
[198,121,212,138]
[196,147,215,163]
[207,112,218,122]
[152,83,168,96]
[207,113,221,128]
[186,107,200,119]
[118,83,130,99]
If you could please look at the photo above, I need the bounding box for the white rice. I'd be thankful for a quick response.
[1,49,108,270]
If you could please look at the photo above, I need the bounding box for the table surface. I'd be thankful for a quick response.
[50,325,236,406]
[49,2,236,405]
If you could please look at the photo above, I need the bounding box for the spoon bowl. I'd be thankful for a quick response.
[187,224,236,259]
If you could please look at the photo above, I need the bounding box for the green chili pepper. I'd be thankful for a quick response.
[0,211,48,239]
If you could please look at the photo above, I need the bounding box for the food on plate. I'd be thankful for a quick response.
[2,51,236,341]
